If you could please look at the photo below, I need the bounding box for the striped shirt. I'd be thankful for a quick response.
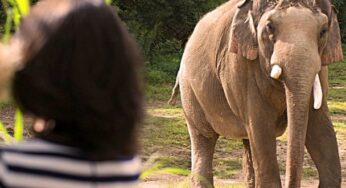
[0,139,141,188]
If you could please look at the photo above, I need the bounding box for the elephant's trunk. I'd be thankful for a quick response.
[284,82,311,188]
[270,38,322,187]
[282,60,319,188]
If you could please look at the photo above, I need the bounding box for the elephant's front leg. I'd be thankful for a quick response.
[243,139,255,188]
[246,103,282,188]
[305,102,341,188]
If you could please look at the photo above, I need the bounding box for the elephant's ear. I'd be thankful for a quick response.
[321,6,344,65]
[229,0,258,60]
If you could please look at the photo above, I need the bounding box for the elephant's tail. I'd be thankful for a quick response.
[168,72,180,106]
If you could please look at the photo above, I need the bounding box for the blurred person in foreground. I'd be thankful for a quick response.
[0,0,143,187]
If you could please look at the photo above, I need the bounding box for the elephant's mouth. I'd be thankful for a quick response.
[270,65,323,110]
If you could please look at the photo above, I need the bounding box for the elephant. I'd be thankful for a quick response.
[169,0,343,187]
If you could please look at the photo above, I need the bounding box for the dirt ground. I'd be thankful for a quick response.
[140,120,345,188]
[0,105,345,188]
[139,178,344,188]
[139,104,346,188]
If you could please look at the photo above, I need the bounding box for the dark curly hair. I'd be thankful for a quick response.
[12,0,144,160]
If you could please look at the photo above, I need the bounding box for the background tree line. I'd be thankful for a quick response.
[111,0,229,84]
[114,0,346,84]
[1,0,345,85]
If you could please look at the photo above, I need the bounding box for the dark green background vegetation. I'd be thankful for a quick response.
[112,0,346,87]
[112,0,230,86]
[0,0,345,87]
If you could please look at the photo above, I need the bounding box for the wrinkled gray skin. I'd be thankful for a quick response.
[169,0,343,187]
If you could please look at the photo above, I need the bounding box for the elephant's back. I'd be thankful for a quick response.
[197,0,238,27]
[182,0,238,75]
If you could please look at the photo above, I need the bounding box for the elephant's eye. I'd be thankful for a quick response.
[266,22,275,34]
[320,27,328,38]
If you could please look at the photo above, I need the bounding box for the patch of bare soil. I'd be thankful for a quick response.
[331,84,346,88]
[332,115,346,122]
[0,105,32,142]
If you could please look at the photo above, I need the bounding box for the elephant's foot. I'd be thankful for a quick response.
[242,139,255,188]
[261,182,282,188]
[190,173,214,188]
[318,181,341,188]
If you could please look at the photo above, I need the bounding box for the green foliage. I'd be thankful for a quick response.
[0,109,24,144]
[2,0,30,42]
[114,0,226,43]
[14,0,30,16]
[112,0,346,87]
[112,0,228,84]
[1,0,344,84]
[0,0,28,142]
[105,0,111,5]
[14,109,23,141]
[132,0,230,102]
[334,0,346,41]
[3,7,12,42]
[141,161,190,180]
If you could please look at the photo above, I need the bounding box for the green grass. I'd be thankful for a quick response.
[328,87,346,102]
[141,105,244,181]
[302,166,318,179]
[145,84,173,103]
[214,158,242,179]
[328,100,346,115]
[142,114,189,149]
[335,121,346,130]
[329,63,346,87]
[148,105,183,117]
[334,122,346,142]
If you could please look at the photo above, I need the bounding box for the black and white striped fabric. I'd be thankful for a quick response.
[0,139,141,188]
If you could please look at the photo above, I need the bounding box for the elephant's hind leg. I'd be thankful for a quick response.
[243,139,255,188]
[180,75,220,187]
[187,123,218,188]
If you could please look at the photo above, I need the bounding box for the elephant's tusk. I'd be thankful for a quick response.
[313,74,323,110]
[270,65,282,79]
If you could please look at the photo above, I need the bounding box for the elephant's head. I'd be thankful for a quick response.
[229,0,343,187]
